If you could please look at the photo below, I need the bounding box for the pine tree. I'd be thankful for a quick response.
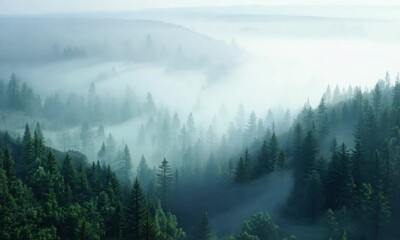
[154,201,186,240]
[195,213,213,240]
[2,148,15,179]
[373,83,382,116]
[61,153,77,194]
[80,121,93,157]
[33,129,45,160]
[141,208,157,240]
[239,212,278,240]
[305,170,322,222]
[317,97,329,137]
[351,139,363,188]
[44,151,59,174]
[6,73,20,109]
[186,113,196,146]
[257,140,271,176]
[234,157,248,184]
[360,183,390,240]
[243,149,252,179]
[268,133,279,171]
[0,168,17,240]
[125,178,146,240]
[299,129,318,182]
[97,142,107,164]
[22,123,34,173]
[292,123,304,182]
[35,122,44,142]
[156,158,173,207]
[392,78,400,108]
[137,155,152,187]
[276,150,288,171]
[75,219,99,240]
[327,142,355,210]
[244,111,257,143]
[323,209,339,240]
[120,145,133,185]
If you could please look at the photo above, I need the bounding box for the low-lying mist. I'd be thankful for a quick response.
[1,6,399,169]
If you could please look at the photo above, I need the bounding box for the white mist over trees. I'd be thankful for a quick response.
[1,3,400,240]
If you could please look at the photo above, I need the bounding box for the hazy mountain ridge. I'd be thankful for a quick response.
[0,17,240,66]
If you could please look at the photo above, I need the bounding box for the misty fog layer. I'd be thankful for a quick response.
[1,4,400,240]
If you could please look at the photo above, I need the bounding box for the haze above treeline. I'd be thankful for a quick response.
[0,2,400,240]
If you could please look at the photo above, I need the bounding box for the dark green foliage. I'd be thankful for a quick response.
[291,123,304,181]
[119,144,133,185]
[322,208,340,240]
[62,153,77,197]
[360,183,391,240]
[254,134,280,178]
[156,158,173,207]
[300,129,319,179]
[194,213,213,240]
[326,143,355,210]
[237,212,278,240]
[3,71,400,240]
[276,150,288,171]
[305,170,323,222]
[33,130,45,160]
[142,208,158,240]
[154,201,186,240]
[124,178,146,239]
[256,140,271,176]
[0,132,186,240]
[97,142,106,164]
[2,147,15,179]
[22,124,34,174]
[7,73,20,109]
[234,157,248,184]
[75,219,99,240]
[268,133,279,169]
[392,79,400,108]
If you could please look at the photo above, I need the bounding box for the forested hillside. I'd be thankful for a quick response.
[1,72,400,239]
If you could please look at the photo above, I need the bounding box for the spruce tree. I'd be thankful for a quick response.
[234,157,248,184]
[22,123,34,173]
[156,158,173,207]
[137,155,152,187]
[61,153,77,194]
[154,201,186,240]
[195,213,213,240]
[97,142,107,164]
[6,73,20,109]
[33,130,45,160]
[141,208,157,240]
[292,123,304,182]
[299,129,318,182]
[323,209,339,240]
[2,148,15,179]
[35,122,44,142]
[125,178,146,240]
[268,133,279,170]
[120,145,133,185]
[305,170,322,222]
[75,219,99,240]
[276,150,288,171]
[243,149,252,179]
[392,79,400,108]
[257,140,271,176]
[239,212,278,240]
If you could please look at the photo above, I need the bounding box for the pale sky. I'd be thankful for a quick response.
[0,0,400,15]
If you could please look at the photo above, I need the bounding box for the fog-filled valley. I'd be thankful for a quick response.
[1,3,400,240]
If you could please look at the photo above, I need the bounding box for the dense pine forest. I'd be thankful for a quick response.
[1,71,400,240]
